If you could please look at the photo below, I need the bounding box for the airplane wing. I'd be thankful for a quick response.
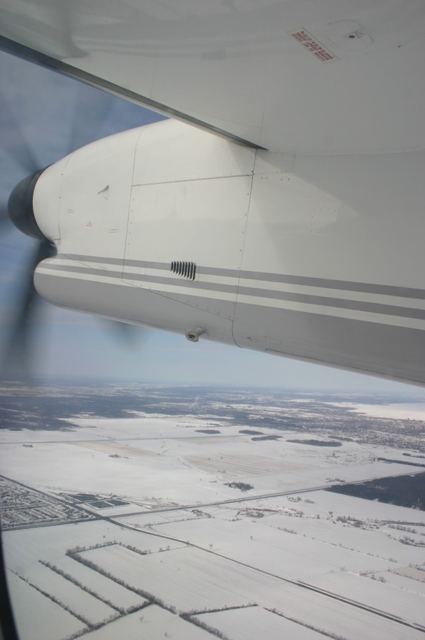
[2,0,425,387]
[1,0,425,155]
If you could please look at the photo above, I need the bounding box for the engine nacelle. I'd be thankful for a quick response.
[33,120,256,347]
[32,119,425,385]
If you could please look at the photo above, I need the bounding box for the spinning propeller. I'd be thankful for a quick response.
[0,83,142,379]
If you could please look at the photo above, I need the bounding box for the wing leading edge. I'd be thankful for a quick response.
[1,0,425,154]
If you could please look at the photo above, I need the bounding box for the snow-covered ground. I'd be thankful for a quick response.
[1,412,425,640]
[0,415,422,505]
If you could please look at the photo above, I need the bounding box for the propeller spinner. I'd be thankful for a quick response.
[8,169,48,241]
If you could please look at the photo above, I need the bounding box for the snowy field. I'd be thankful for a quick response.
[1,410,425,639]
[1,414,423,506]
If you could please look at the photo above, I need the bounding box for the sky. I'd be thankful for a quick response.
[1,48,424,394]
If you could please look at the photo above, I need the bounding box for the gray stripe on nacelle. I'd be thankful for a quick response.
[34,270,425,386]
[62,253,425,300]
[62,254,169,271]
[41,262,425,322]
[42,263,238,294]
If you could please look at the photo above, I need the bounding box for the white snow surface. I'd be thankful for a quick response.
[195,606,324,640]
[2,412,425,639]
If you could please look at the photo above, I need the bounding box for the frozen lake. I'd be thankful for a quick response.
[329,401,425,420]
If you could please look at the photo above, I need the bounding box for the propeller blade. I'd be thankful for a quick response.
[0,91,41,176]
[2,67,147,379]
[1,239,55,378]
[103,319,148,350]
[0,201,10,230]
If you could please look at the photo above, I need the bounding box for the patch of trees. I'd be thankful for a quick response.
[39,559,124,613]
[287,439,342,447]
[180,612,230,639]
[267,608,348,640]
[68,552,177,614]
[225,482,253,492]
[196,429,221,434]
[328,472,425,511]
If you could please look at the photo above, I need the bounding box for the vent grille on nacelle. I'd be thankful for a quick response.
[171,261,196,281]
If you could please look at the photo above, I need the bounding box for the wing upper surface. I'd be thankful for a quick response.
[1,0,425,153]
